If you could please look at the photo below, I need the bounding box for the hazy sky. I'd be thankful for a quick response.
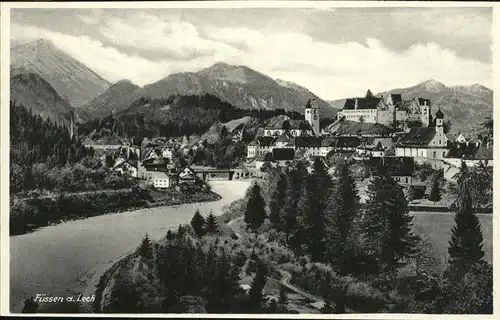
[11,7,492,100]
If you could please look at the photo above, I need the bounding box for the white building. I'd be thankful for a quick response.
[337,92,431,127]
[395,109,448,160]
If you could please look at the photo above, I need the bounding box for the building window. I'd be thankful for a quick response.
[433,151,436,158]
[443,151,446,157]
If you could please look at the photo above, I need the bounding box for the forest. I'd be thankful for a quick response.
[10,102,135,195]
[77,94,331,141]
[60,158,492,314]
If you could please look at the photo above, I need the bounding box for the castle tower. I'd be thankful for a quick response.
[420,99,431,127]
[305,98,320,136]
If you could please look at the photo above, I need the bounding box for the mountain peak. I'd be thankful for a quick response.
[14,38,56,51]
[420,79,447,92]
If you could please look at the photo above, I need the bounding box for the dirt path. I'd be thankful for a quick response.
[277,269,325,305]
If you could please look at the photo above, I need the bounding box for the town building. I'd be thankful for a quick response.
[395,109,449,160]
[443,140,493,167]
[112,159,138,177]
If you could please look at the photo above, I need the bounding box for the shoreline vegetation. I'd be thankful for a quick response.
[80,161,491,315]
[10,188,221,236]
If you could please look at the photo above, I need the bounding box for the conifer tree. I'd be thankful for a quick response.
[283,162,307,243]
[206,211,219,234]
[447,164,485,278]
[269,173,287,230]
[248,261,268,313]
[277,286,289,313]
[190,209,206,237]
[361,171,420,272]
[138,233,153,259]
[297,158,332,261]
[244,183,267,230]
[326,161,360,275]
[428,173,442,202]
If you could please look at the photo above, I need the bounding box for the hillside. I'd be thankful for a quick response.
[81,62,337,120]
[10,73,74,126]
[386,80,493,134]
[78,80,141,120]
[11,39,110,107]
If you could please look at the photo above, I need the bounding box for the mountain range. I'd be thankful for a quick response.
[10,38,492,136]
[11,39,110,108]
[79,61,336,120]
[328,79,493,135]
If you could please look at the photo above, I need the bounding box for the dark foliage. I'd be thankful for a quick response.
[244,183,267,230]
[190,209,206,237]
[205,211,219,234]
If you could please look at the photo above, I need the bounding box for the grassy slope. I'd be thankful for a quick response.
[411,213,492,271]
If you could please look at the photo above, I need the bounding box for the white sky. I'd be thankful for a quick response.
[11,7,492,100]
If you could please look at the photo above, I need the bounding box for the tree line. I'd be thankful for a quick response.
[243,158,491,313]
[77,93,331,141]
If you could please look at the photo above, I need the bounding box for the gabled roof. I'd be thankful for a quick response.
[293,136,322,148]
[326,119,395,137]
[265,115,291,129]
[249,136,276,147]
[321,136,362,148]
[275,132,294,144]
[343,97,382,110]
[396,127,436,147]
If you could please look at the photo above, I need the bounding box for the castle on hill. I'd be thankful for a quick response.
[245,93,454,168]
[337,90,431,128]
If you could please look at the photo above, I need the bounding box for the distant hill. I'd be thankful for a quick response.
[78,79,141,120]
[81,62,337,120]
[10,39,110,108]
[327,80,493,135]
[10,72,74,126]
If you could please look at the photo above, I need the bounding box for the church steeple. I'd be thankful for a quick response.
[305,98,320,136]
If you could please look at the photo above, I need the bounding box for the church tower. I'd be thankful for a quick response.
[435,108,444,133]
[305,98,320,136]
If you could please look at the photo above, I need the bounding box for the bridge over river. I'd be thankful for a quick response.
[191,166,256,181]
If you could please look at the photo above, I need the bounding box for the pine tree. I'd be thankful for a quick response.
[244,183,267,230]
[297,158,332,261]
[190,209,206,237]
[361,171,420,272]
[428,174,442,202]
[269,173,287,230]
[206,211,219,234]
[248,261,268,313]
[447,164,485,278]
[283,162,307,243]
[277,286,289,312]
[326,161,360,275]
[138,233,153,259]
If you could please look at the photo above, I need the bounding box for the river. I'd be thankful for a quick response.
[9,180,251,313]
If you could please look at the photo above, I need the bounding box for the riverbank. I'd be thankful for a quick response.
[10,180,251,313]
[10,187,221,236]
